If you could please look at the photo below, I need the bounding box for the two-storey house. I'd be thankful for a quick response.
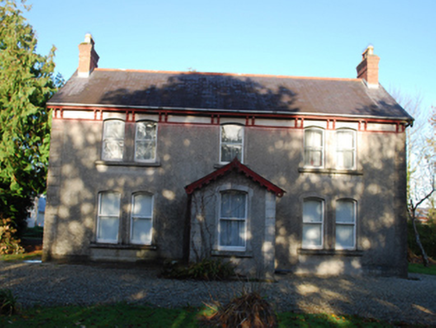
[43,34,413,278]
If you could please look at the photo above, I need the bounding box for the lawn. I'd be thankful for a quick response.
[0,303,393,328]
[408,263,436,276]
[0,250,42,262]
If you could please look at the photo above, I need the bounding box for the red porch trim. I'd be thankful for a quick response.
[185,158,285,197]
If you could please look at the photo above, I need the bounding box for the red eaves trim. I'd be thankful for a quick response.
[48,105,410,127]
[185,158,285,197]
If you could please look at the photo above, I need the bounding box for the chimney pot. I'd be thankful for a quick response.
[78,34,99,78]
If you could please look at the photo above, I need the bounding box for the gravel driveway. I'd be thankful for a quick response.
[1,261,435,326]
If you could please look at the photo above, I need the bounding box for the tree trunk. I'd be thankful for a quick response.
[411,215,430,267]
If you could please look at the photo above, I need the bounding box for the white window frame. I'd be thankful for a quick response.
[134,121,157,162]
[304,127,324,168]
[130,193,154,245]
[102,119,125,161]
[335,199,357,250]
[220,124,244,164]
[302,198,324,249]
[218,190,247,251]
[96,191,121,244]
[335,129,356,169]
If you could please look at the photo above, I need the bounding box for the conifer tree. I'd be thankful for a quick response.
[0,0,58,236]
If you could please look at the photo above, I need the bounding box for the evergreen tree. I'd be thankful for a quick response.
[0,0,58,236]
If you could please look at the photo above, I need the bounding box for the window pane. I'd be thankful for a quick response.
[132,218,152,244]
[305,130,322,147]
[136,122,156,140]
[135,140,156,160]
[302,224,322,247]
[103,140,124,160]
[336,131,354,149]
[222,125,242,143]
[97,216,119,242]
[133,194,152,216]
[221,145,242,162]
[337,150,354,169]
[336,201,355,223]
[336,225,354,248]
[304,149,322,167]
[221,192,246,218]
[303,200,322,223]
[219,219,245,247]
[105,121,125,139]
[99,193,120,216]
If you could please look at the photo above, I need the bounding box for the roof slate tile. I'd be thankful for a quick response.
[48,69,412,121]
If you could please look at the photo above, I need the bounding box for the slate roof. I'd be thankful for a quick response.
[48,68,413,121]
[185,157,285,197]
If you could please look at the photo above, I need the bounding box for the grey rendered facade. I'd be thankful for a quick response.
[43,36,413,277]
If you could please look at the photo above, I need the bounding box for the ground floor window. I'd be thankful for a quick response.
[96,191,154,245]
[97,192,121,243]
[335,200,356,249]
[130,193,153,245]
[302,199,324,248]
[219,190,247,250]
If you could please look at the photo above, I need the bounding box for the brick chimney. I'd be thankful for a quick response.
[78,34,99,78]
[356,45,380,88]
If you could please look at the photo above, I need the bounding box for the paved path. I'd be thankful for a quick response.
[0,261,435,326]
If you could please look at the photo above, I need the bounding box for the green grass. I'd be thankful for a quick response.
[0,303,396,328]
[0,250,42,262]
[408,263,436,276]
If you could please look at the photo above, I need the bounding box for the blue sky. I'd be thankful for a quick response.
[25,0,435,112]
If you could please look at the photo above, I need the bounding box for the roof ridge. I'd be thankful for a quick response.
[94,68,361,82]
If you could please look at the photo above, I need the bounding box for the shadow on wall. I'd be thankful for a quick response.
[45,72,407,277]
[273,125,407,275]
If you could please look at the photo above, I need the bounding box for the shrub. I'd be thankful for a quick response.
[0,218,24,255]
[203,291,277,328]
[22,226,44,239]
[162,258,235,281]
[408,219,436,259]
[0,289,19,316]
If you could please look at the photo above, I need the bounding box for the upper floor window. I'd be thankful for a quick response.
[304,128,324,167]
[96,191,120,243]
[219,190,247,250]
[302,199,324,249]
[130,193,154,245]
[135,121,157,162]
[220,124,244,163]
[336,129,356,169]
[102,120,125,161]
[335,199,356,249]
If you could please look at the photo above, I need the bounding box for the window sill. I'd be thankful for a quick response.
[298,168,363,176]
[298,248,363,256]
[90,243,157,250]
[95,161,161,167]
[211,249,253,258]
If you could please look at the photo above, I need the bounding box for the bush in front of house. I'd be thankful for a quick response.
[0,218,24,255]
[0,289,19,316]
[202,290,277,328]
[161,258,235,281]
